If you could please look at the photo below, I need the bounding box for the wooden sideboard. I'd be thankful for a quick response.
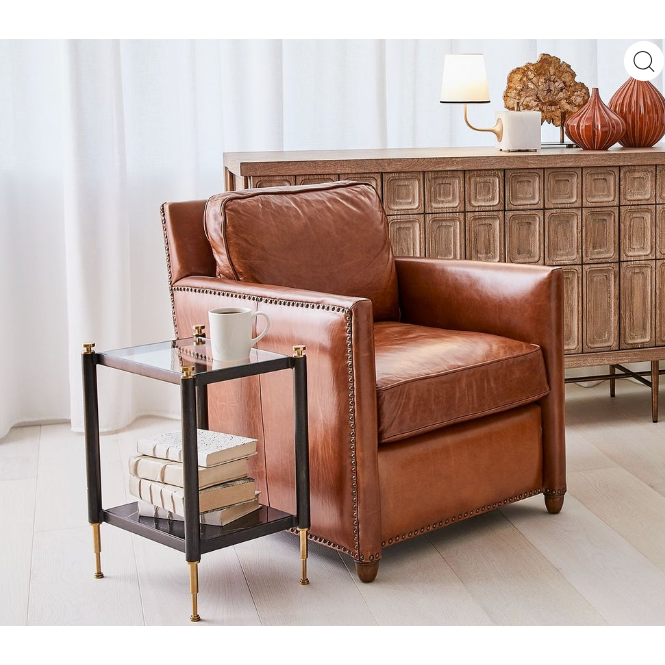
[223,146,665,385]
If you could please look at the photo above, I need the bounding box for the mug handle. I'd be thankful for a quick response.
[251,311,270,346]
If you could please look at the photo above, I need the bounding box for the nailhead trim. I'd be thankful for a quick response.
[160,204,179,337]
[288,528,380,563]
[380,488,544,547]
[345,310,361,555]
[172,286,350,315]
[544,487,567,495]
[288,528,355,557]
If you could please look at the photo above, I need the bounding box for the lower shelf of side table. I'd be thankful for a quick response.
[104,502,297,555]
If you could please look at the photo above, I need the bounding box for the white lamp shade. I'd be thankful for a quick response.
[440,54,491,103]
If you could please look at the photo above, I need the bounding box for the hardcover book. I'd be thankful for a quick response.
[128,454,249,489]
[136,429,257,468]
[136,495,261,526]
[128,474,256,514]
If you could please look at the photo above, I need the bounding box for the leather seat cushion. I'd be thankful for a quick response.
[204,181,400,321]
[374,321,550,444]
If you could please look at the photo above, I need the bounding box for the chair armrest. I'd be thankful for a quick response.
[395,257,565,496]
[172,275,382,563]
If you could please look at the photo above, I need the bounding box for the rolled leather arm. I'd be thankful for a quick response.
[172,275,383,564]
[395,258,565,497]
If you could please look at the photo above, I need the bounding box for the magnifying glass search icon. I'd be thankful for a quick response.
[633,50,654,72]
[625,41,663,81]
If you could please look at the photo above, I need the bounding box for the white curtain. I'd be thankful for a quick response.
[1,38,663,439]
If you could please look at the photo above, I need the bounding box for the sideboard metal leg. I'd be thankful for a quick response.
[609,365,616,397]
[652,361,659,423]
[188,561,200,622]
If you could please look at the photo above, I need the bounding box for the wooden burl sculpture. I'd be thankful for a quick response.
[503,53,590,143]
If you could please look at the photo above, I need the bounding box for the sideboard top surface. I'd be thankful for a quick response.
[224,145,665,176]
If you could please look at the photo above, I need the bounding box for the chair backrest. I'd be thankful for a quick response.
[204,181,400,321]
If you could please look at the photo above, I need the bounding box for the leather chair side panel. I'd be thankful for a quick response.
[378,404,543,544]
[172,275,382,562]
[256,295,382,563]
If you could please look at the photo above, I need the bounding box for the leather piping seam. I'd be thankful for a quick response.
[173,284,363,557]
[211,181,375,283]
[379,391,550,444]
[376,345,545,391]
[160,203,179,337]
[381,486,546,547]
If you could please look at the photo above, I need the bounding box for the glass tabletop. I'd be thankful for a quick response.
[97,337,292,383]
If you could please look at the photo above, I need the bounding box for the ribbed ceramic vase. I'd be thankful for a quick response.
[564,87,626,150]
[608,78,665,148]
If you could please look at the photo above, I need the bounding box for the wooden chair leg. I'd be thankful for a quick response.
[545,494,564,514]
[355,560,380,583]
[652,361,659,423]
[609,365,616,397]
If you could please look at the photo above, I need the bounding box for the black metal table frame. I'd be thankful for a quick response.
[81,333,310,622]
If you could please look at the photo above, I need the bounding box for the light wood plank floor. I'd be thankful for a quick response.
[4,380,665,627]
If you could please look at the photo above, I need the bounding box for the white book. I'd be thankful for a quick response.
[136,429,257,468]
[136,495,261,526]
[128,474,256,514]
[128,454,249,489]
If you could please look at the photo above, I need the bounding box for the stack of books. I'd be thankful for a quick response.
[128,428,261,526]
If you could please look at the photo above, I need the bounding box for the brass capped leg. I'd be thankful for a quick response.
[82,342,95,355]
[91,522,104,579]
[188,561,201,622]
[299,528,309,585]
[293,345,306,358]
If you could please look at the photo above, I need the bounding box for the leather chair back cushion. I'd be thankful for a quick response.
[204,181,400,321]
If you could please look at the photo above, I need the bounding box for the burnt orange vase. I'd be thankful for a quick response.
[608,77,665,148]
[564,87,626,150]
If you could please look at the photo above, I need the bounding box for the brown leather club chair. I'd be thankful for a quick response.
[161,180,565,583]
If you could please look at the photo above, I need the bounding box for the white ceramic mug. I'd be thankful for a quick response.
[208,307,270,362]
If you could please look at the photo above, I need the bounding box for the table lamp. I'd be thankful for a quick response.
[440,53,541,151]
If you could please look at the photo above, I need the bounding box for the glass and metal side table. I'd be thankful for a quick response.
[81,329,310,622]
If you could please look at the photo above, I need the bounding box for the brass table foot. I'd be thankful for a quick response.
[299,528,309,585]
[91,522,104,579]
[189,561,201,622]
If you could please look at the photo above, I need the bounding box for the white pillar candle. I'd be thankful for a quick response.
[495,110,542,151]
